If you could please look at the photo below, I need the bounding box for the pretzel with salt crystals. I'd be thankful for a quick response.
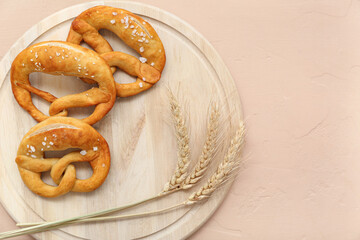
[15,117,110,198]
[67,6,166,97]
[11,41,116,125]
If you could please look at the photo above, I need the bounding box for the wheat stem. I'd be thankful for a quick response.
[0,195,158,239]
[16,202,188,228]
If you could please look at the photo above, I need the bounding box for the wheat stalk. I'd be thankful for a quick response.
[3,122,244,239]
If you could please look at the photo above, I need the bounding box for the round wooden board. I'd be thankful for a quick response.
[0,1,243,239]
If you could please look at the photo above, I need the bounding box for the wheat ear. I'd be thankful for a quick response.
[161,91,191,193]
[11,122,245,236]
[181,103,219,189]
[187,121,245,203]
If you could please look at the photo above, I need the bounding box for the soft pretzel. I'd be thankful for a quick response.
[67,6,166,97]
[15,117,111,198]
[11,41,116,125]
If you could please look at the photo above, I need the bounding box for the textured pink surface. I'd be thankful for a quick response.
[1,0,360,239]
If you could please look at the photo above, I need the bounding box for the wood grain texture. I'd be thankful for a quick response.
[0,1,242,239]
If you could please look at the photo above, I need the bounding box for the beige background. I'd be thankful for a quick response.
[1,0,360,239]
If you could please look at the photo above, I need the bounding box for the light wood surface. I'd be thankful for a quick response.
[0,1,242,239]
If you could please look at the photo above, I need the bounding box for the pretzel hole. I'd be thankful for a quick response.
[41,171,58,187]
[72,162,93,180]
[44,148,81,158]
[113,68,138,84]
[98,29,140,57]
[29,72,97,117]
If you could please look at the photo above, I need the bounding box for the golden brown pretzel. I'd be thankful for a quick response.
[11,41,116,125]
[67,6,166,97]
[15,117,111,198]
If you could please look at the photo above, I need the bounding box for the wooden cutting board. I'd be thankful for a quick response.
[0,1,243,239]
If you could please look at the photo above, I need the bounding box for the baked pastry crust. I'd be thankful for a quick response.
[15,117,111,198]
[67,6,166,97]
[10,41,116,125]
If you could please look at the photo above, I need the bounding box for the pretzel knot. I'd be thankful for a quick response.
[15,117,111,198]
[67,6,166,97]
[11,41,116,125]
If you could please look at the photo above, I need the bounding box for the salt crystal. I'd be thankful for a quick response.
[139,57,147,63]
[93,146,98,151]
[80,150,87,156]
[140,47,144,52]
[110,19,116,24]
[112,12,118,16]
